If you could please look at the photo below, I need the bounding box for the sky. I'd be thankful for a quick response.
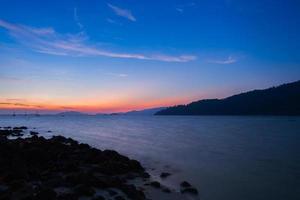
[0,0,300,114]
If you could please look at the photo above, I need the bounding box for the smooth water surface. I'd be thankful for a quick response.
[1,115,299,200]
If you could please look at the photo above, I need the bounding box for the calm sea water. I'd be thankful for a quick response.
[1,115,300,200]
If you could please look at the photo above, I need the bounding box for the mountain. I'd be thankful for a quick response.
[156,80,300,116]
[125,107,166,115]
[56,111,87,116]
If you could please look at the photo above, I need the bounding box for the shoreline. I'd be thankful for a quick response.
[0,126,199,200]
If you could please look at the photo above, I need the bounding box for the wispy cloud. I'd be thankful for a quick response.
[107,4,136,22]
[176,8,184,13]
[60,106,75,110]
[107,18,116,24]
[207,56,237,64]
[106,73,128,78]
[0,102,44,108]
[73,7,84,30]
[176,2,196,13]
[0,19,196,62]
[5,98,27,102]
[106,18,121,25]
[0,75,29,83]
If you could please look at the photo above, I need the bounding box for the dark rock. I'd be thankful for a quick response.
[150,181,160,188]
[120,184,145,200]
[13,126,27,130]
[10,184,34,200]
[114,196,126,200]
[125,173,137,180]
[57,193,78,200]
[162,188,171,193]
[92,195,105,200]
[0,128,23,137]
[180,181,191,188]
[74,184,95,196]
[160,172,171,178]
[35,187,57,200]
[30,131,39,136]
[0,127,146,200]
[181,187,198,195]
[44,175,65,187]
[141,172,150,178]
[51,135,69,143]
[79,143,90,149]
[0,193,10,200]
[0,185,8,193]
[108,189,118,196]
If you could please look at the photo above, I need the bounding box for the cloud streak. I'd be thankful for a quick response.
[176,2,196,13]
[108,4,136,22]
[0,19,196,62]
[73,7,84,30]
[106,73,128,78]
[0,75,29,83]
[0,102,44,108]
[207,56,237,64]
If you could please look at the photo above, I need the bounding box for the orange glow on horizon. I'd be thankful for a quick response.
[0,95,197,114]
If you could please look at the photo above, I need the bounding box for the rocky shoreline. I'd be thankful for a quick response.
[0,126,198,200]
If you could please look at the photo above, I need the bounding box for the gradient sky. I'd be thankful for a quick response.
[0,0,300,114]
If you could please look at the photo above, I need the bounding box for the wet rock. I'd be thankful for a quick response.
[108,189,118,196]
[0,129,23,137]
[92,195,105,200]
[10,184,34,200]
[30,131,39,136]
[35,187,57,200]
[65,172,95,187]
[51,135,69,143]
[141,172,150,178]
[180,181,191,188]
[181,187,198,195]
[8,179,26,189]
[114,196,126,200]
[162,188,171,193]
[13,126,27,130]
[150,181,161,188]
[74,184,95,196]
[44,175,65,187]
[126,173,137,180]
[0,127,147,200]
[57,193,78,200]
[0,185,8,193]
[160,172,171,178]
[120,184,145,200]
[0,193,10,200]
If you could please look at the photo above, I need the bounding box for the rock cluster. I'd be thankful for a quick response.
[180,181,198,195]
[0,127,147,200]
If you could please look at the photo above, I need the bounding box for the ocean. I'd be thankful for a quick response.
[1,115,299,200]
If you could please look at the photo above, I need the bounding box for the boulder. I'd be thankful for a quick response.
[180,181,191,188]
[160,172,171,178]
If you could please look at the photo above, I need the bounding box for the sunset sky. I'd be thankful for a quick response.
[0,0,300,114]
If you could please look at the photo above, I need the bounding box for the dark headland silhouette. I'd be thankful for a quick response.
[156,80,300,116]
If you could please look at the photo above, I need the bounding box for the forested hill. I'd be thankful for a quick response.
[155,80,300,115]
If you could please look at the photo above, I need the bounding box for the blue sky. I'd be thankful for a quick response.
[0,0,299,113]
